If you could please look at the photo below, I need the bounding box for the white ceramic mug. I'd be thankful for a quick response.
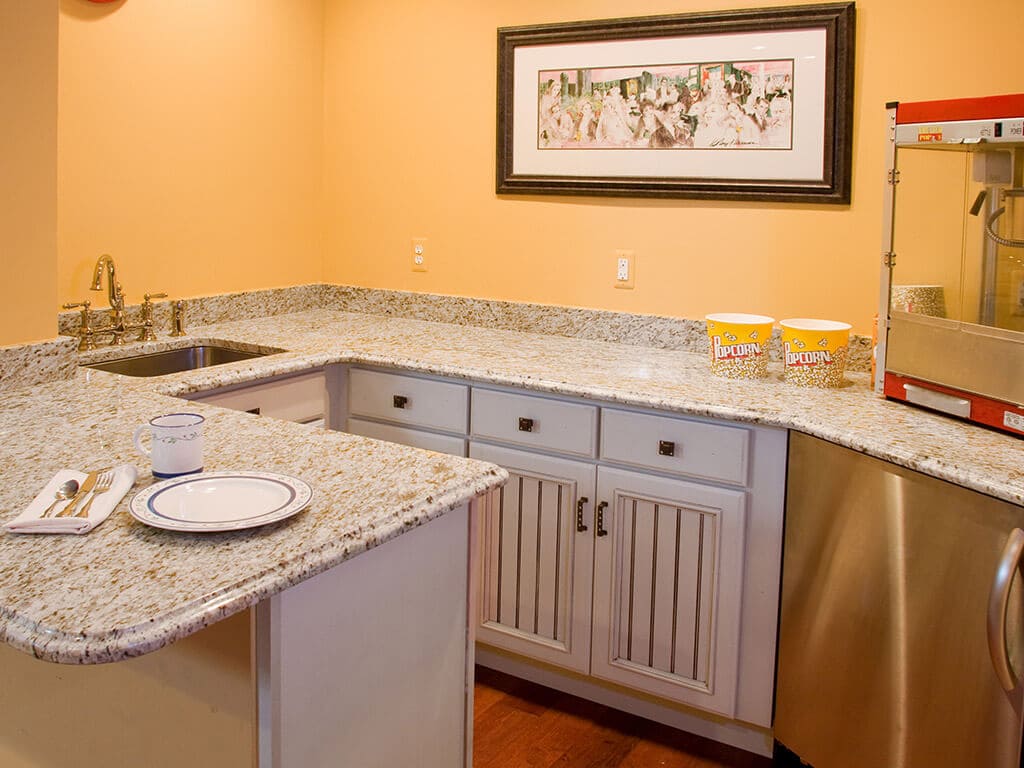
[133,413,204,478]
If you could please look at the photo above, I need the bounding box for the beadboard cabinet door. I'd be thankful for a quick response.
[470,442,596,674]
[591,466,747,718]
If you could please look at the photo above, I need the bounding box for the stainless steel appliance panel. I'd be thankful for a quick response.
[776,432,1024,768]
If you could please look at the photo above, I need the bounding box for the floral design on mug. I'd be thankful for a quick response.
[156,431,200,445]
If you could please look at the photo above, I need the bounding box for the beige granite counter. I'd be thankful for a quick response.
[2,304,1021,665]
[0,362,505,664]
[127,308,1021,506]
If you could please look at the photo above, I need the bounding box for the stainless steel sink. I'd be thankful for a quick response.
[84,345,281,377]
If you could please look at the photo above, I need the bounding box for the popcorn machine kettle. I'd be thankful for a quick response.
[877,93,1024,436]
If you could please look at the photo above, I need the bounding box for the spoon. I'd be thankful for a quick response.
[41,479,79,518]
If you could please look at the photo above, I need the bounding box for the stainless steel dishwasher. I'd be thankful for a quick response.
[775,432,1024,767]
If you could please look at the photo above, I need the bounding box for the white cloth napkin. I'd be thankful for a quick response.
[6,465,138,535]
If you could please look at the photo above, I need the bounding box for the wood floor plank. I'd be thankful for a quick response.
[474,677,509,719]
[473,667,772,768]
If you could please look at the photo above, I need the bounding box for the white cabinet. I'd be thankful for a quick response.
[471,388,597,458]
[349,368,468,433]
[335,366,785,733]
[189,370,327,425]
[469,393,784,728]
[591,466,746,717]
[600,407,750,485]
[344,368,468,457]
[470,443,595,673]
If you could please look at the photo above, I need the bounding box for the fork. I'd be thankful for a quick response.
[73,471,114,519]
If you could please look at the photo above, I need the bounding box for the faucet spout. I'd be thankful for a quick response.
[90,254,123,310]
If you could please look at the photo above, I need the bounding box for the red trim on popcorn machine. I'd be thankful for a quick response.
[884,372,1024,437]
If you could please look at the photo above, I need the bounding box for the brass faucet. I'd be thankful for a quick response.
[90,254,129,345]
[66,254,175,347]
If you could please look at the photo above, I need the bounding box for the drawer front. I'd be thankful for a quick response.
[600,408,750,485]
[347,418,466,456]
[471,388,597,458]
[348,368,468,433]
[193,371,325,424]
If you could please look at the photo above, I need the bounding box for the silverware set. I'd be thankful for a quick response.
[43,468,114,518]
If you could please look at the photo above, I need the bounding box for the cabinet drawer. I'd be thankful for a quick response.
[348,368,468,433]
[347,418,466,456]
[192,371,325,424]
[471,388,597,458]
[600,408,750,485]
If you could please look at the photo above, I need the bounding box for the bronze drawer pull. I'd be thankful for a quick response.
[658,440,676,457]
[576,497,589,532]
[393,395,409,409]
[518,417,534,432]
[596,501,609,537]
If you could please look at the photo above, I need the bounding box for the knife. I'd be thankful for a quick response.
[57,468,104,518]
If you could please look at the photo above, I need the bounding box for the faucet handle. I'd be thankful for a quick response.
[62,300,96,351]
[170,299,187,337]
[137,292,168,342]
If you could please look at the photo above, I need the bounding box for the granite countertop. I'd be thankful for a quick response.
[0,356,506,664]
[129,308,1021,505]
[2,306,1022,664]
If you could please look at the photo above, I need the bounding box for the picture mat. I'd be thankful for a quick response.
[512,28,827,181]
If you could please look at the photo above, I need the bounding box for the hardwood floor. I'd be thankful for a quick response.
[473,667,774,768]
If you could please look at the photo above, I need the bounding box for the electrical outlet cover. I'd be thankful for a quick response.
[614,250,635,289]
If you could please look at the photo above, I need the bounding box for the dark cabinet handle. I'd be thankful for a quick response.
[518,417,534,432]
[596,501,608,537]
[393,395,409,409]
[658,440,676,457]
[576,497,589,532]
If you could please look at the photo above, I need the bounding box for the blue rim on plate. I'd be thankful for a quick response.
[129,470,313,532]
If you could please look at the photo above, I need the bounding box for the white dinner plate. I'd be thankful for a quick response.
[129,470,313,532]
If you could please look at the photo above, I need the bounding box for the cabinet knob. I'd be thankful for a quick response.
[393,395,409,409]
[518,417,534,433]
[575,497,589,533]
[596,501,609,537]
[658,440,676,457]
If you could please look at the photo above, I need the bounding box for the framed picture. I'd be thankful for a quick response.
[496,2,855,203]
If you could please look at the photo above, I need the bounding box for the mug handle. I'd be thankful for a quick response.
[133,424,152,458]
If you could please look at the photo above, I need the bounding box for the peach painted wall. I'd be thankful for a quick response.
[0,4,58,346]
[322,0,1024,333]
[57,0,324,311]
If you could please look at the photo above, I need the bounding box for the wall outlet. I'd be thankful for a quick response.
[614,250,635,289]
[411,238,428,272]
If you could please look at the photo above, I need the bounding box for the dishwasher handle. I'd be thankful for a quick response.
[988,527,1024,692]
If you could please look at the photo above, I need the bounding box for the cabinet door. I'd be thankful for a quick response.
[469,443,595,674]
[591,467,746,718]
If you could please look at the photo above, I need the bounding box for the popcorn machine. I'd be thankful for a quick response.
[877,93,1024,436]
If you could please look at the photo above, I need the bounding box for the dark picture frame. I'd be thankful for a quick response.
[496,2,855,203]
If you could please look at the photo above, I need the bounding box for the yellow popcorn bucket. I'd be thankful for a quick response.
[705,313,775,379]
[780,318,852,388]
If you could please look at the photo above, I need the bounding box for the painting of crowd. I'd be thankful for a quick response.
[537,60,794,150]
